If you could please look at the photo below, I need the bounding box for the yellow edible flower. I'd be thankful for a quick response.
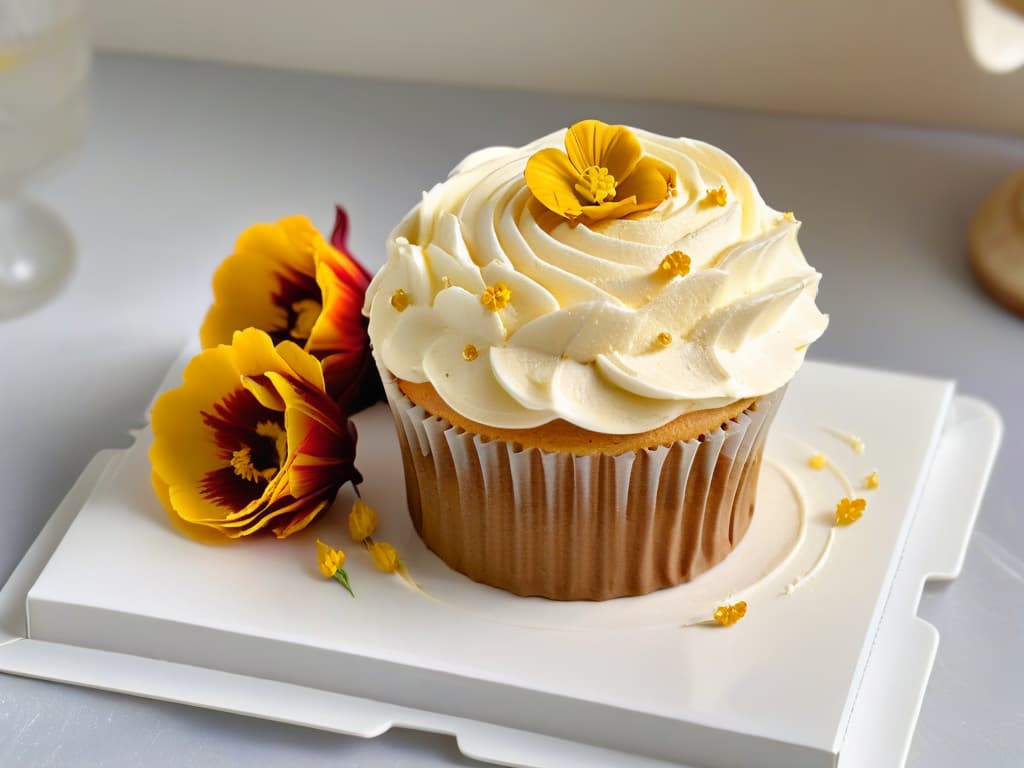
[149,328,361,541]
[713,601,747,627]
[658,251,691,279]
[702,186,727,207]
[348,499,379,543]
[316,539,353,596]
[368,541,400,573]
[481,283,511,311]
[525,119,677,225]
[835,497,866,526]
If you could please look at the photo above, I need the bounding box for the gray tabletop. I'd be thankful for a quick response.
[1,54,1022,767]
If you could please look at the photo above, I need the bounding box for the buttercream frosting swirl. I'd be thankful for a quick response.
[364,126,828,434]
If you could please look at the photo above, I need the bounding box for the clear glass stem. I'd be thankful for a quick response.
[0,195,74,320]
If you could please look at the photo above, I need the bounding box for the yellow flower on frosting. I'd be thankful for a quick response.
[865,471,880,490]
[835,497,866,526]
[481,283,511,311]
[658,251,691,279]
[348,499,379,543]
[525,119,676,224]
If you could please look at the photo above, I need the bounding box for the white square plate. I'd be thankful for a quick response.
[0,358,1002,768]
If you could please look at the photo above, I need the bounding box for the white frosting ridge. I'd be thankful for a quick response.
[365,127,828,434]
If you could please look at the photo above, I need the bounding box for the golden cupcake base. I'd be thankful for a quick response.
[385,374,784,601]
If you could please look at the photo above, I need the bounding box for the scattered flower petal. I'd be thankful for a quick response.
[835,497,866,526]
[368,541,401,573]
[348,499,379,543]
[713,601,747,626]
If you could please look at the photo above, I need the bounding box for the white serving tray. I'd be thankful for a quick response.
[0,358,1002,768]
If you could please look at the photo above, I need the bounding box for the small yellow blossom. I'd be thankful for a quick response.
[481,283,511,312]
[703,186,728,207]
[656,331,673,347]
[835,497,866,526]
[316,539,354,596]
[368,541,401,573]
[524,119,677,224]
[462,344,479,361]
[390,289,410,312]
[658,251,691,279]
[713,601,747,626]
[348,499,379,543]
[865,471,880,490]
[808,453,827,470]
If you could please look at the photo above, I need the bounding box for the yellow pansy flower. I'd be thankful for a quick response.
[525,119,676,225]
[150,328,361,540]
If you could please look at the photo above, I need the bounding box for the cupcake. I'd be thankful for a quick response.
[364,120,827,600]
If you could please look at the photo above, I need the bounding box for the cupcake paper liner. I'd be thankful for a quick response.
[382,371,784,601]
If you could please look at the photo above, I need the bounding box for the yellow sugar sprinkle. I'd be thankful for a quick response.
[462,344,479,361]
[656,331,673,347]
[390,289,410,312]
[658,250,691,279]
[864,471,880,490]
[808,453,827,470]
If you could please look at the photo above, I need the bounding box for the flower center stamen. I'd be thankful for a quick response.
[575,165,617,205]
[256,420,288,466]
[230,421,287,484]
[290,299,322,340]
[230,446,277,483]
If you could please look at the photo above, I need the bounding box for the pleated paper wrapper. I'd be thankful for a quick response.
[382,372,784,601]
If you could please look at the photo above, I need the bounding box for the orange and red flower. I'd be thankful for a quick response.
[199,208,380,410]
[150,328,361,540]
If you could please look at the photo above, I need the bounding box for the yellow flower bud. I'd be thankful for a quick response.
[348,500,379,543]
[316,538,345,578]
[368,541,400,573]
